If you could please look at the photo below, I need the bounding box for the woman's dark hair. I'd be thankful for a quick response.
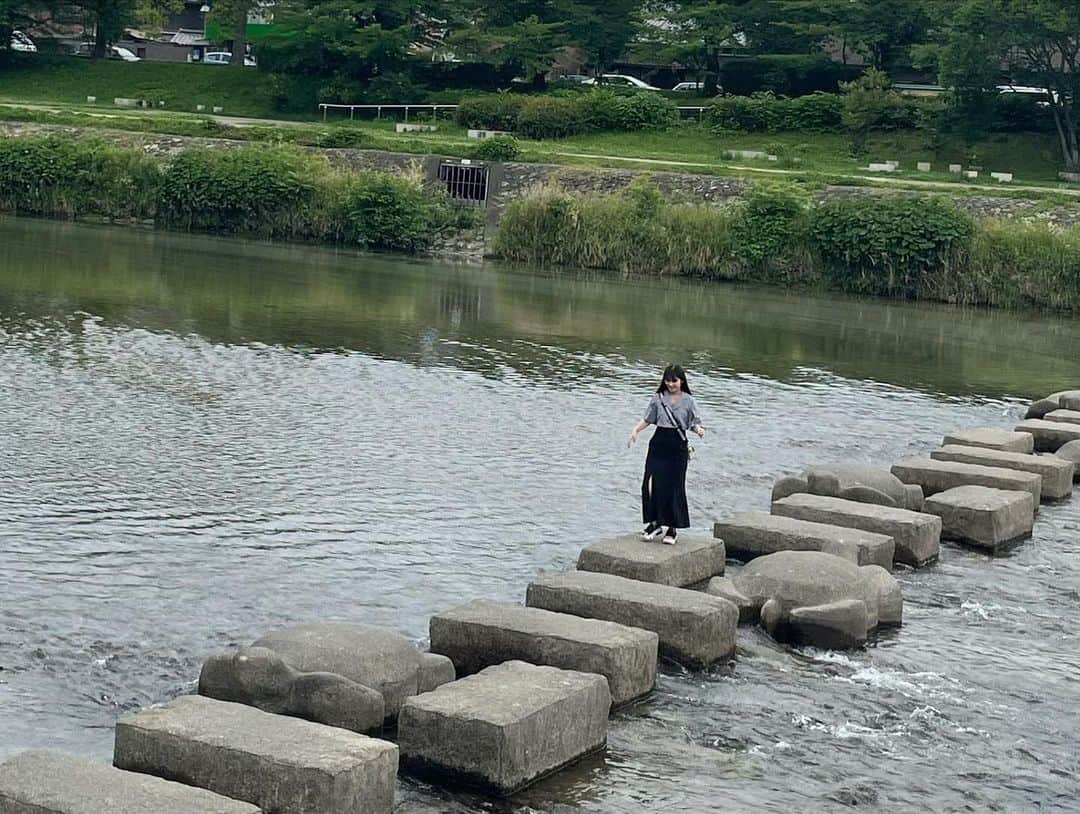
[656,364,691,395]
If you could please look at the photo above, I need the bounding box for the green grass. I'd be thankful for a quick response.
[0,55,292,118]
[0,55,1074,193]
[544,127,1066,183]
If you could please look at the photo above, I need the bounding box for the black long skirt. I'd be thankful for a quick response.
[641,427,690,529]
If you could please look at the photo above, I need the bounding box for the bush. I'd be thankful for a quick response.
[0,135,160,218]
[718,55,862,97]
[516,96,586,139]
[732,182,810,266]
[470,136,521,161]
[841,70,918,151]
[314,128,373,148]
[612,93,679,130]
[710,92,842,133]
[338,172,463,252]
[457,90,679,138]
[811,196,975,297]
[455,95,526,131]
[156,147,331,237]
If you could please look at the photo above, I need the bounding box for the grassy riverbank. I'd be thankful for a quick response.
[0,134,475,251]
[0,57,1072,190]
[494,181,1080,312]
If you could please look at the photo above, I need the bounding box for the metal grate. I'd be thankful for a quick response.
[438,163,489,207]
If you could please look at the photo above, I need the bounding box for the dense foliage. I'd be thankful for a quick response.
[495,178,1080,311]
[0,135,474,251]
[456,90,678,138]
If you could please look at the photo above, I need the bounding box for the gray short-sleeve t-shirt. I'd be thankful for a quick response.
[644,393,701,432]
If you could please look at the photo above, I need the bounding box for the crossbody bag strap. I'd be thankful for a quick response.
[658,394,688,443]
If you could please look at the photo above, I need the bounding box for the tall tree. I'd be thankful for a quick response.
[254,0,412,79]
[208,0,252,67]
[936,0,1080,170]
[447,15,565,86]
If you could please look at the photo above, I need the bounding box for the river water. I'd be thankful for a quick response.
[1,216,1078,813]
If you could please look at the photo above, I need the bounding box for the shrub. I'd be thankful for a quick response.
[338,172,456,252]
[811,196,975,297]
[314,128,373,148]
[731,182,810,266]
[455,95,526,131]
[516,96,586,139]
[156,147,330,237]
[612,93,679,130]
[841,70,917,151]
[0,135,160,218]
[710,92,842,133]
[470,136,521,161]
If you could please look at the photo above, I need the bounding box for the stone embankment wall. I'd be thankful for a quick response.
[4,121,1080,244]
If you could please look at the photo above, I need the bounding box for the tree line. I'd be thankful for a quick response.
[1,0,1078,167]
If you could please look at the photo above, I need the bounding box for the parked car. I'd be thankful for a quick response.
[553,74,592,84]
[996,84,1059,106]
[583,74,660,91]
[203,51,257,67]
[671,81,705,93]
[73,43,141,61]
[10,31,37,53]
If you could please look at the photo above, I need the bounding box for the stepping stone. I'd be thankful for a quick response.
[771,494,940,567]
[429,599,657,706]
[526,570,738,665]
[114,695,398,814]
[923,485,1034,552]
[730,551,903,649]
[942,427,1034,453]
[891,457,1042,507]
[1041,409,1080,425]
[1055,439,1080,478]
[398,661,609,795]
[932,445,1074,500]
[0,750,260,814]
[714,511,895,570]
[577,534,725,587]
[1014,419,1080,452]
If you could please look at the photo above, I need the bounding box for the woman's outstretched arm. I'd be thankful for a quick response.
[628,419,649,446]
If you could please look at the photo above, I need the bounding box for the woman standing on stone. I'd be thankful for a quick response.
[628,364,705,545]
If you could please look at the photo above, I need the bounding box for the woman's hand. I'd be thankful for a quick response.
[694,426,706,438]
[628,429,639,447]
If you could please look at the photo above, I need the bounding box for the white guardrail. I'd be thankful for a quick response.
[319,103,713,122]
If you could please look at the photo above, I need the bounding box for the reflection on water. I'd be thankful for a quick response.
[1,216,1079,812]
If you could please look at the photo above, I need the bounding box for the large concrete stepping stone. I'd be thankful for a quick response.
[891,457,1042,507]
[577,534,725,587]
[1055,439,1080,478]
[771,494,940,567]
[771,463,924,511]
[729,551,903,649]
[114,695,398,814]
[525,570,738,665]
[429,599,657,706]
[398,661,609,795]
[1042,409,1080,425]
[0,750,261,814]
[932,445,1074,500]
[923,486,1034,553]
[942,427,1034,453]
[1014,419,1080,452]
[199,646,385,734]
[1026,390,1080,418]
[252,622,436,719]
[714,511,894,570]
